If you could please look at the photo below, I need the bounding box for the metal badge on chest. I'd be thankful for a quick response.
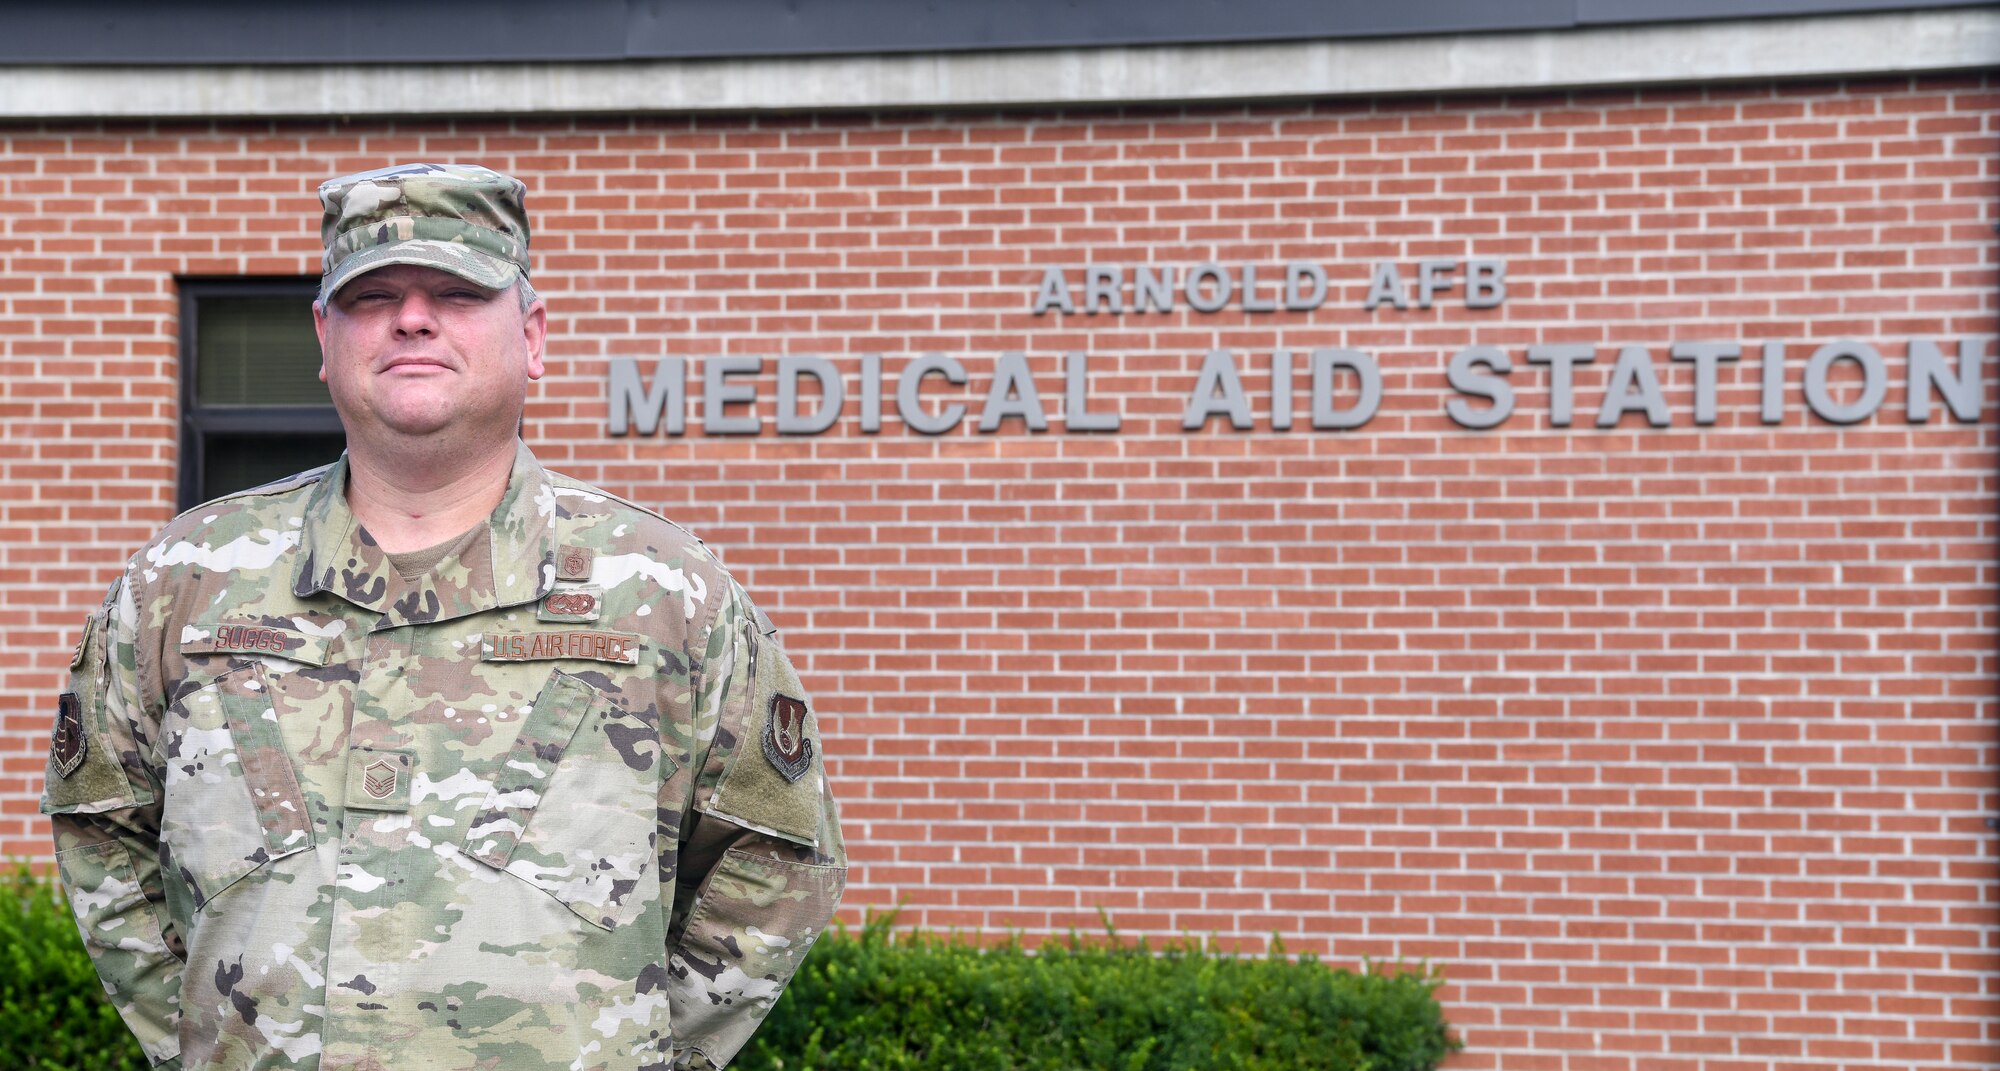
[542,544,602,621]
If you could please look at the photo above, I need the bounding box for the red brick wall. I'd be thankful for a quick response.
[2,76,1995,1069]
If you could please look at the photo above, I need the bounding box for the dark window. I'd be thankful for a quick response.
[177,279,345,511]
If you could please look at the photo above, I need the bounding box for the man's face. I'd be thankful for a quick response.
[313,263,547,444]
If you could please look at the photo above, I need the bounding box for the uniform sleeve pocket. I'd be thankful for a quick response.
[55,838,183,1065]
[160,664,314,909]
[460,670,672,931]
[666,849,846,1063]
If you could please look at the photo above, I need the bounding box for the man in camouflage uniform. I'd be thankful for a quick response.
[41,163,845,1071]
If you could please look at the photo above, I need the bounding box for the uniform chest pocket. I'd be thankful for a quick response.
[161,664,315,909]
[459,670,671,931]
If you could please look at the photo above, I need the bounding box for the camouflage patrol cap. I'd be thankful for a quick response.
[317,162,530,303]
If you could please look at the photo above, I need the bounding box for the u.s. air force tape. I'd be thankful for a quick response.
[482,629,640,666]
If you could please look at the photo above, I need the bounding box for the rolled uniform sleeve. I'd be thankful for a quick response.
[41,572,184,1069]
[667,581,845,1069]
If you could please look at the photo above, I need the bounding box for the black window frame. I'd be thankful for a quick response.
[176,277,345,512]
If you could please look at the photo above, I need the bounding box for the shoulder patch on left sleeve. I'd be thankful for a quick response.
[763,694,813,783]
[705,629,828,848]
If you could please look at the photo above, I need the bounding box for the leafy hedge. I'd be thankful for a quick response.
[737,914,1456,1071]
[5,866,1454,1070]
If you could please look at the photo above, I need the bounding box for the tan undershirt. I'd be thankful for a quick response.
[384,524,482,581]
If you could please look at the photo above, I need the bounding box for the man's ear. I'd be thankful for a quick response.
[522,298,548,381]
[313,299,329,383]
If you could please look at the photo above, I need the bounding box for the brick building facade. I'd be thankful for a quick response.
[1,6,1995,1069]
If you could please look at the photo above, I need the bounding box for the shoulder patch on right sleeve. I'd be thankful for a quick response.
[41,605,145,814]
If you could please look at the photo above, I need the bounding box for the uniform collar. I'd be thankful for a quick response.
[291,440,558,628]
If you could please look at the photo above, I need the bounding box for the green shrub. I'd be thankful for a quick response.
[1,864,148,1071]
[6,869,1456,1071]
[740,913,1458,1071]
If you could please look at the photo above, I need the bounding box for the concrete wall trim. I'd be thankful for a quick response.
[1,9,1994,119]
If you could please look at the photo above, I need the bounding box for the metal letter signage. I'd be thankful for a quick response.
[597,258,1990,438]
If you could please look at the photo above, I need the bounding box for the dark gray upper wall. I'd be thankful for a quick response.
[4,0,1988,65]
